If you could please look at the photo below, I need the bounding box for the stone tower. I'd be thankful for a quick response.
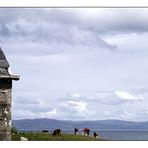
[0,48,19,140]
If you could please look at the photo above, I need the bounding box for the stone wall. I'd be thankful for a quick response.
[0,79,12,140]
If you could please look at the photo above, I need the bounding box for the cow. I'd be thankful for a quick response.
[42,130,49,133]
[93,132,99,139]
[74,128,79,135]
[52,129,61,137]
[82,128,90,136]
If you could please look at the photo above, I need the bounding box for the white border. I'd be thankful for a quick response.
[0,0,148,7]
[1,141,148,148]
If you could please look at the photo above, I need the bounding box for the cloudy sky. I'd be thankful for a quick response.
[1,8,148,121]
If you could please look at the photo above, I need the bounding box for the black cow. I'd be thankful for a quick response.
[42,130,49,133]
[74,128,79,135]
[52,129,61,137]
[93,132,98,138]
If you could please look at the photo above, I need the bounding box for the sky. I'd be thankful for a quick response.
[1,8,148,121]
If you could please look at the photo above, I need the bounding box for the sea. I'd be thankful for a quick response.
[97,131,148,141]
[20,129,148,141]
[64,130,148,141]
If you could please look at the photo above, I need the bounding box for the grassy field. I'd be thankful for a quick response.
[11,128,102,141]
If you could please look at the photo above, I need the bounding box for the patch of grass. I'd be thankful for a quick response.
[12,131,102,141]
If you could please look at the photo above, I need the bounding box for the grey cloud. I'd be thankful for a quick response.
[1,8,148,35]
[0,21,116,55]
[34,8,148,34]
[0,8,82,25]
[0,22,10,36]
[13,96,54,113]
[85,9,148,34]
[0,8,118,54]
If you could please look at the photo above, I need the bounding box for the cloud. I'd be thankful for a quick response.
[100,109,148,121]
[0,22,10,36]
[115,91,144,101]
[12,94,97,120]
[115,109,148,121]
[14,8,148,33]
[60,91,145,105]
[65,91,144,105]
[1,8,148,40]
[5,9,148,62]
[0,8,119,56]
[3,8,148,121]
[13,109,57,120]
[12,91,148,121]
[95,91,144,105]
[12,95,59,119]
[0,21,116,55]
[59,100,87,114]
[83,8,148,34]
[13,96,56,116]
[120,110,136,120]
[58,100,96,120]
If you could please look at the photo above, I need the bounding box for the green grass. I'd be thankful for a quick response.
[11,127,104,141]
[12,131,102,141]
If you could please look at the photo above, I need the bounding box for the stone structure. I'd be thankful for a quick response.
[0,47,19,140]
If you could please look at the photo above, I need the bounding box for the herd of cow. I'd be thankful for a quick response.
[42,128,99,139]
[20,128,99,141]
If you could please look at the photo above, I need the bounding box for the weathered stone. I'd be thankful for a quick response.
[0,48,19,141]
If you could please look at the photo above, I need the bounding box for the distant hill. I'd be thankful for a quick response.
[12,118,148,131]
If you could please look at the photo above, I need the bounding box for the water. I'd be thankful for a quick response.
[63,130,148,141]
[20,129,148,141]
[98,131,148,141]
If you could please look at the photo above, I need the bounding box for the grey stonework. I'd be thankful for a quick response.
[0,48,19,141]
[0,80,12,140]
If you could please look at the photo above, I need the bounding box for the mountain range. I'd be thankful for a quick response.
[12,118,148,131]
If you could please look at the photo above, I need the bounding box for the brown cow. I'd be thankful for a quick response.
[52,129,61,137]
[82,128,90,136]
